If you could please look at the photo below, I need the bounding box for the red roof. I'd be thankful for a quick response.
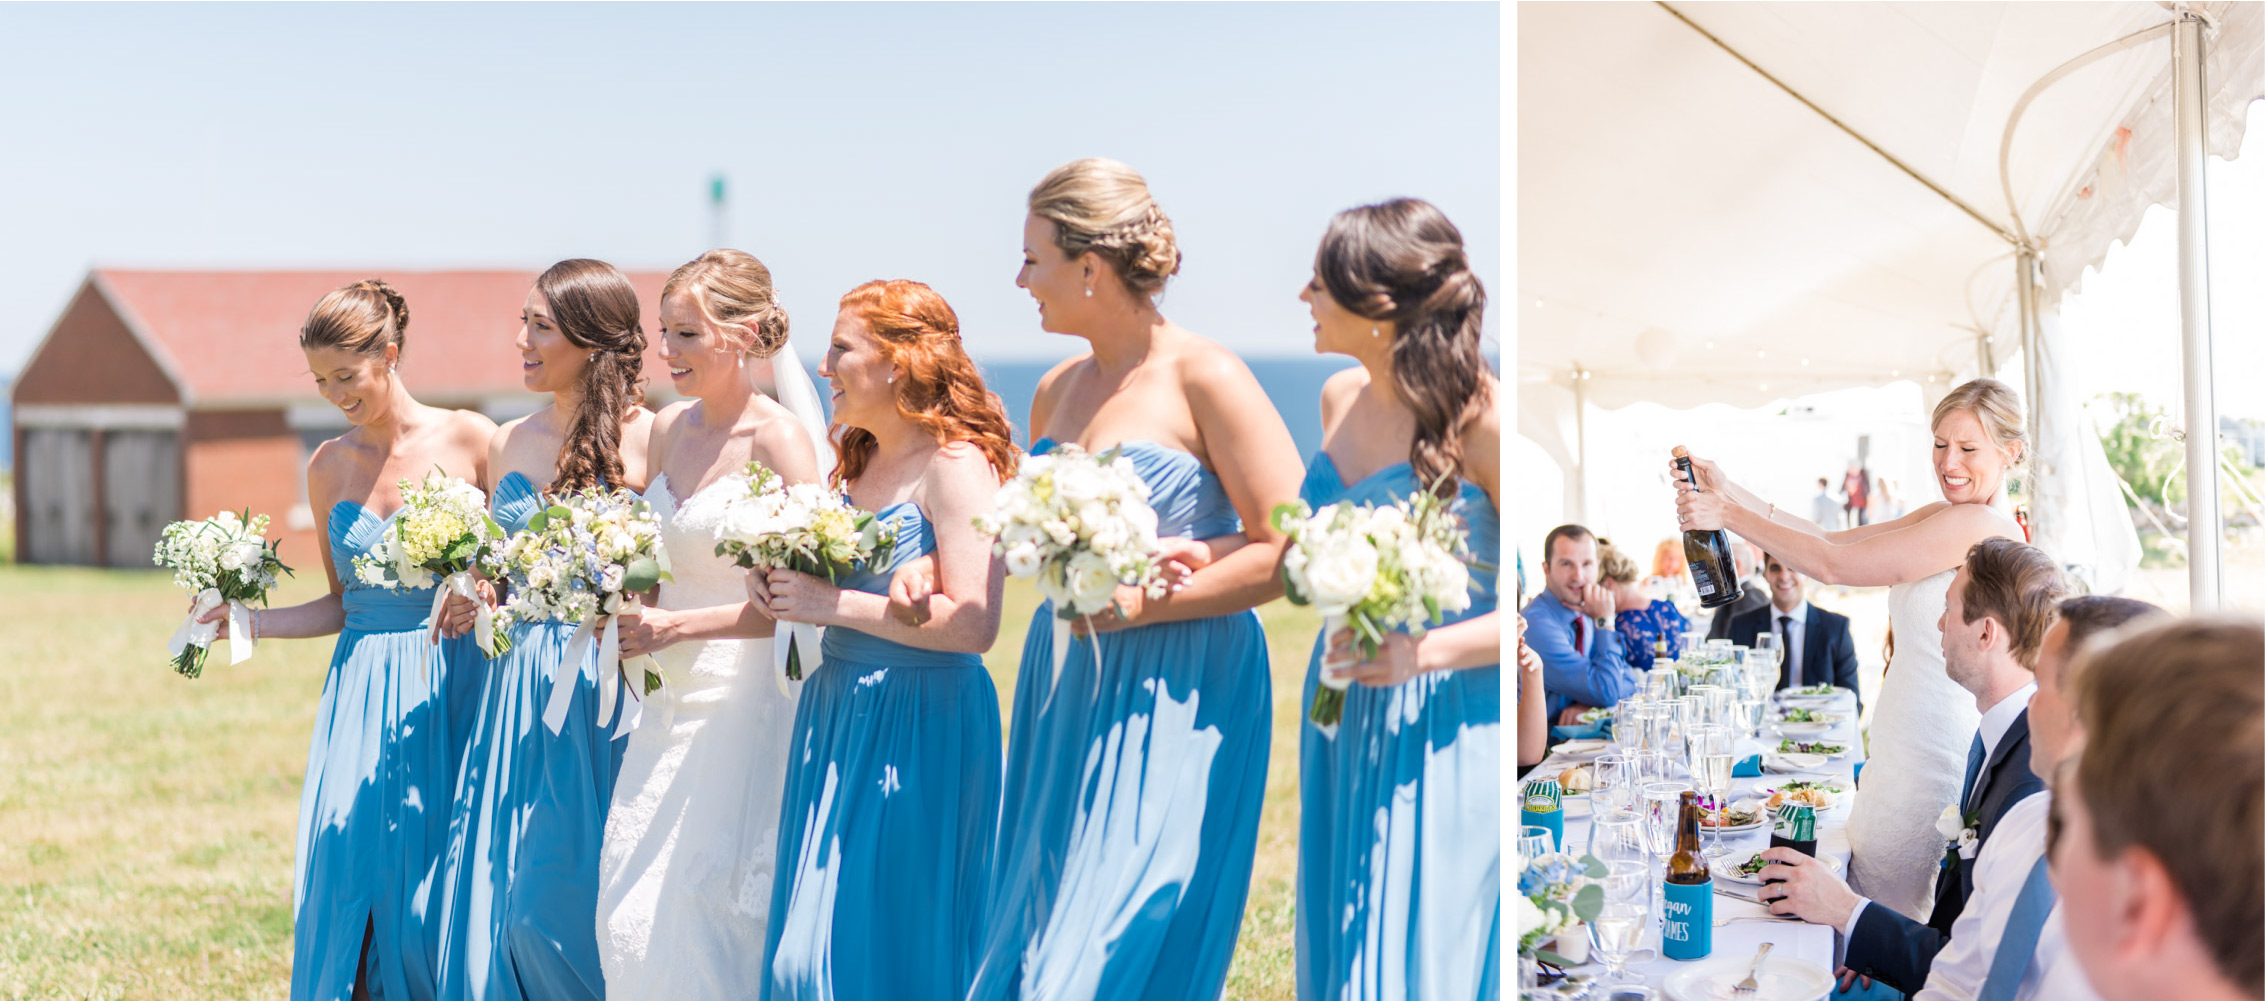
[95,269,673,406]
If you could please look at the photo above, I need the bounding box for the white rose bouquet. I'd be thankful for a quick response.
[154,509,293,678]
[1272,485,1478,729]
[973,443,1167,686]
[711,460,898,689]
[348,469,512,657]
[487,486,672,738]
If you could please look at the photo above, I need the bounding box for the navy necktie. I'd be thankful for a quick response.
[1960,733,1987,811]
[1977,854,2059,1001]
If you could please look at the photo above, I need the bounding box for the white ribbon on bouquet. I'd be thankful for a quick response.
[542,592,660,741]
[169,588,254,667]
[1045,611,1105,708]
[772,621,822,697]
[1311,614,1354,740]
[427,570,502,656]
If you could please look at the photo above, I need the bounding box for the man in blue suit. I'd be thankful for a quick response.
[1752,539,2064,996]
[1725,551,1863,712]
[1522,524,1641,726]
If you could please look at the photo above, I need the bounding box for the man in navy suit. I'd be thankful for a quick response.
[1725,552,1862,712]
[1751,538,2064,995]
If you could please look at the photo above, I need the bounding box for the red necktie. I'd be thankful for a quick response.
[1573,615,1587,655]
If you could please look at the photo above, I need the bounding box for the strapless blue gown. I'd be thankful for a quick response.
[293,501,487,1001]
[1293,453,1500,1001]
[433,472,629,1001]
[969,440,1271,1001]
[761,503,1003,1000]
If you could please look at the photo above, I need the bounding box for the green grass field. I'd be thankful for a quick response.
[0,564,1321,1000]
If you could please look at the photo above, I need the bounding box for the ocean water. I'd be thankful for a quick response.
[969,355,1360,460]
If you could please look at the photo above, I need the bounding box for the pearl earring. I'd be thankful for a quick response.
[588,351,597,363]
[1371,326,1381,339]
[1083,286,1093,298]
[888,374,896,384]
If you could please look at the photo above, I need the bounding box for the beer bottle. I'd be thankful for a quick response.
[1672,446,1746,609]
[1662,790,1714,960]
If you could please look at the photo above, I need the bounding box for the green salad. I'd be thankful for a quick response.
[1776,739,1846,755]
[1772,778,1847,795]
[1736,854,1772,876]
[1780,707,1826,723]
[1789,683,1838,696]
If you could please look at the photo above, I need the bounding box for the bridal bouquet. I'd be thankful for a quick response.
[1272,486,1477,729]
[154,509,292,678]
[349,469,511,657]
[973,443,1167,684]
[488,486,671,738]
[712,460,899,687]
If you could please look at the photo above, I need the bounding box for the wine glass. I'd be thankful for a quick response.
[1688,724,1737,858]
[1586,860,1652,985]
[1593,752,1632,816]
[1752,632,1783,690]
[1587,806,1647,868]
[1640,779,1693,921]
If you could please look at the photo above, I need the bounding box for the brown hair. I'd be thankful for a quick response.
[2070,616,2264,995]
[2055,596,2167,676]
[301,278,409,358]
[534,260,647,493]
[1316,198,1491,496]
[1028,158,1181,299]
[661,248,791,359]
[831,280,1019,488]
[1595,541,1641,585]
[1543,524,1593,564]
[1955,537,2065,671]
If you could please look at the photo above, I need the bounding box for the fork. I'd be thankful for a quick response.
[1731,942,1773,997]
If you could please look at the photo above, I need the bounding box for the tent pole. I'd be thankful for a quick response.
[2172,12,2223,610]
[2017,251,2044,548]
[1573,366,1591,524]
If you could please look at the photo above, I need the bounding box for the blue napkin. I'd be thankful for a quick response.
[1733,753,1763,777]
[1551,721,1608,742]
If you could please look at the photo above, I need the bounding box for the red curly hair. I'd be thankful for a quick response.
[831,280,1020,488]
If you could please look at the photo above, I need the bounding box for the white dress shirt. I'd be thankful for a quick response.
[1913,792,2101,1001]
[1770,600,1811,686]
[1839,683,2037,936]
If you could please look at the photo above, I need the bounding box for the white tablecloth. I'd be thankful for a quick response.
[1526,689,1867,999]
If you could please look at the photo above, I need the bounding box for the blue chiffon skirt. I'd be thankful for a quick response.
[292,595,484,1001]
[970,607,1271,1001]
[1295,642,1501,1001]
[434,619,626,1001]
[761,636,1002,1000]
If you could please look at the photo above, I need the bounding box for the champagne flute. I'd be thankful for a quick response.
[1586,860,1652,985]
[1689,724,1737,858]
[1752,631,1783,693]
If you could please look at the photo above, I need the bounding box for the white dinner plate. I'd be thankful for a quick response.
[1778,686,1854,704]
[1663,950,1837,1001]
[1720,850,1844,885]
[1763,752,1828,772]
[1772,720,1832,737]
[1553,738,1611,757]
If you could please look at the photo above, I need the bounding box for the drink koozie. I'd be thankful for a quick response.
[1520,801,1563,852]
[1662,877,1713,960]
[1732,753,1763,777]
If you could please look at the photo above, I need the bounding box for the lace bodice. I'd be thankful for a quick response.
[645,472,750,613]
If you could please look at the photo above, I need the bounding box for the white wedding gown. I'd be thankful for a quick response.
[1843,568,1980,922]
[596,472,800,997]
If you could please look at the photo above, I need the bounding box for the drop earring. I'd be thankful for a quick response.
[1371,326,1381,339]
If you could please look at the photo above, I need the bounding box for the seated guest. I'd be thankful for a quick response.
[1600,540,1687,673]
[1646,538,1693,607]
[1523,524,1640,726]
[2058,617,2263,1001]
[1884,595,2165,1001]
[1726,551,1861,709]
[1705,539,1769,640]
[1515,615,1546,773]
[1753,538,2062,994]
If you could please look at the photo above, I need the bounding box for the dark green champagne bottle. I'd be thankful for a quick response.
[1672,445,1745,610]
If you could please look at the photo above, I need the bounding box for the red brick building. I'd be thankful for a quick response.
[12,269,670,567]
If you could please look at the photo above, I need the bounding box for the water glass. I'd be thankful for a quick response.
[1587,808,1647,868]
[1592,752,1632,814]
[1586,860,1652,984]
[1640,780,1693,858]
[1519,824,1556,860]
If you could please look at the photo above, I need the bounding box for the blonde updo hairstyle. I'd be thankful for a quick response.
[661,249,791,359]
[1028,158,1182,299]
[301,278,409,360]
[1596,540,1642,587]
[1929,377,2029,471]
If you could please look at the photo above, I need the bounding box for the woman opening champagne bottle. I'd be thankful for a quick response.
[1292,198,1502,1000]
[431,259,652,1001]
[206,279,497,1000]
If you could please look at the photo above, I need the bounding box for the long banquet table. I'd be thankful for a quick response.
[1524,687,1868,999]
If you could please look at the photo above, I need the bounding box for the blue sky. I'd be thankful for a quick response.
[0,2,1501,374]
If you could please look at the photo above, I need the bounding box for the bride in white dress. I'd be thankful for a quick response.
[596,251,833,997]
[1673,378,2027,921]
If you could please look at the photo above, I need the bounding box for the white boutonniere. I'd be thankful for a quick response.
[1937,804,1981,865]
[1956,827,1980,859]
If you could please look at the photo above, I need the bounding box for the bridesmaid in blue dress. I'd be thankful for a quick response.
[963,159,1306,1001]
[431,260,654,1001]
[748,280,1016,1000]
[1291,199,1503,1000]
[207,279,497,1001]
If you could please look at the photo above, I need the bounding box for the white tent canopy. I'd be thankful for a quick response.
[1516,1,2265,598]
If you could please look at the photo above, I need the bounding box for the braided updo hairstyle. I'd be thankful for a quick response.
[1315,198,1491,496]
[536,259,647,493]
[1028,158,1182,299]
[301,278,410,358]
[660,249,791,359]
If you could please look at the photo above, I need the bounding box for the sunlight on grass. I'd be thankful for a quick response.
[0,564,1321,999]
